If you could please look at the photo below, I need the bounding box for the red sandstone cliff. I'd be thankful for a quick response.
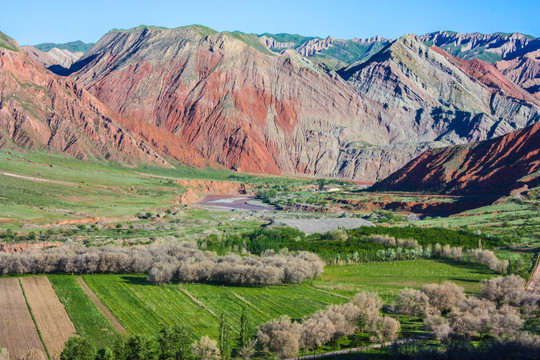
[373,123,540,196]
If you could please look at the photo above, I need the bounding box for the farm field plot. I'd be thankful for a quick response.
[20,276,77,359]
[83,274,346,341]
[48,275,121,348]
[0,278,45,359]
[313,259,498,300]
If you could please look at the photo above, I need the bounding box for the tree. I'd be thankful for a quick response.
[352,292,383,331]
[421,282,465,313]
[219,313,231,360]
[257,316,301,359]
[96,348,115,360]
[481,275,526,306]
[393,288,431,317]
[61,337,97,360]
[158,325,195,360]
[127,334,160,360]
[237,339,257,360]
[239,308,252,348]
[193,336,220,360]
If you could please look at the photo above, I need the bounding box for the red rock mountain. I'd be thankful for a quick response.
[0,31,203,166]
[67,27,540,181]
[71,26,439,181]
[496,48,540,99]
[372,122,540,196]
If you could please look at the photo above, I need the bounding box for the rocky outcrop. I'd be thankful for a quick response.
[419,31,537,62]
[174,179,252,194]
[296,36,337,56]
[259,35,297,50]
[496,49,540,99]
[0,32,170,165]
[23,46,82,69]
[340,35,540,145]
[373,122,540,196]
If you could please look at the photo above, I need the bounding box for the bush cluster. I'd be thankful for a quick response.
[257,292,400,358]
[393,275,540,344]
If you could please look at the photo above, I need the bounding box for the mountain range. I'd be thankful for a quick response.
[2,26,539,184]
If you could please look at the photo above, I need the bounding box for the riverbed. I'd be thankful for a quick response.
[196,195,276,211]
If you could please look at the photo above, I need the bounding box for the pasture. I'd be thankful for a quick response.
[313,259,497,300]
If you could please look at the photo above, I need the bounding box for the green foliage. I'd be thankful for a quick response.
[61,337,97,360]
[239,308,252,348]
[127,334,160,360]
[200,226,504,263]
[219,314,231,360]
[157,325,195,360]
[96,348,114,360]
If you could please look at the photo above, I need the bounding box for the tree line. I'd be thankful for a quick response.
[0,242,323,286]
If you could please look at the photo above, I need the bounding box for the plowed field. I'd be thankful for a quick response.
[20,276,77,359]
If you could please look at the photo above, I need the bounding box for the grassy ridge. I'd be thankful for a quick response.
[48,275,118,348]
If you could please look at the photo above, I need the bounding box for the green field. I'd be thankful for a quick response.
[82,274,347,342]
[68,259,498,346]
[48,275,118,348]
[312,259,497,300]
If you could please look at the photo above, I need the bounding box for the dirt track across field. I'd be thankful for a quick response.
[0,278,46,359]
[20,276,77,359]
[76,277,126,333]
[526,254,540,292]
[0,172,76,186]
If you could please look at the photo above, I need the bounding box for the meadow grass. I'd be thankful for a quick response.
[312,259,497,301]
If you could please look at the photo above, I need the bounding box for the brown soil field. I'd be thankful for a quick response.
[20,276,77,359]
[0,278,46,359]
[76,277,126,333]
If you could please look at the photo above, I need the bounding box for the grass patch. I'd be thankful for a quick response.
[312,259,497,301]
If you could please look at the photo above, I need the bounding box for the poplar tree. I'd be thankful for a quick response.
[219,313,231,360]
